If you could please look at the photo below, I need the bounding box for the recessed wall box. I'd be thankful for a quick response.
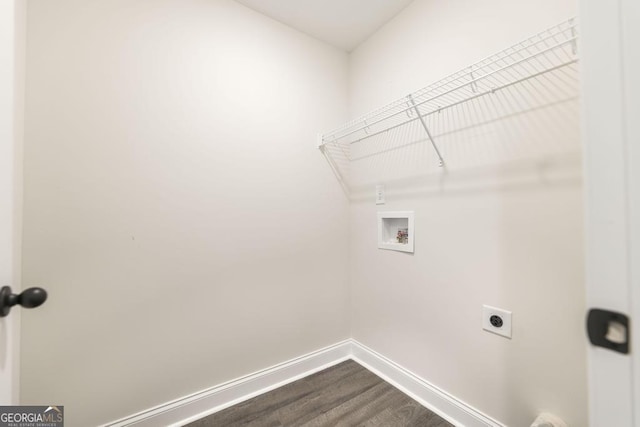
[377,211,414,253]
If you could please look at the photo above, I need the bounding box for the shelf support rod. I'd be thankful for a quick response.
[569,18,577,55]
[469,66,478,93]
[407,94,445,167]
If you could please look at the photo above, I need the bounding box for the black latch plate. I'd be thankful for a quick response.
[587,308,630,354]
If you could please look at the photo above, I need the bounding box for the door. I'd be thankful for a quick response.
[0,0,21,405]
[580,0,639,425]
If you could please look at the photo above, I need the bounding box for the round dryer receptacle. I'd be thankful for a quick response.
[490,315,503,328]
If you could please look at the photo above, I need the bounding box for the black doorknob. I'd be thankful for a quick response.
[0,286,48,317]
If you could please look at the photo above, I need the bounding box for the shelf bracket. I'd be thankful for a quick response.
[469,66,478,93]
[569,18,577,55]
[407,94,445,167]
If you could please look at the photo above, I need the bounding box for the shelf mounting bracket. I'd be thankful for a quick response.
[407,94,445,167]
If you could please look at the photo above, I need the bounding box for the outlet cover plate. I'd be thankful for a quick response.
[483,305,512,339]
[375,185,385,205]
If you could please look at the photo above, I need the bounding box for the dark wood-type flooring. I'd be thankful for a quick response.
[186,360,454,427]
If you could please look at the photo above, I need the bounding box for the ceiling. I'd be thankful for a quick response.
[233,0,415,52]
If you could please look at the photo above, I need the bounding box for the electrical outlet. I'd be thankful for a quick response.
[482,305,512,339]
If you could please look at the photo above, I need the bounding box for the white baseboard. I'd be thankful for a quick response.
[351,340,505,427]
[102,340,352,427]
[103,339,505,427]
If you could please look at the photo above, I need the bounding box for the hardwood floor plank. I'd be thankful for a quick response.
[360,406,398,426]
[186,360,453,427]
[392,401,454,427]
[186,362,362,427]
[277,363,382,425]
[298,382,405,426]
[186,378,314,426]
[363,401,454,427]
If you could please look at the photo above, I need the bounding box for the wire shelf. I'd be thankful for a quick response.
[319,18,580,192]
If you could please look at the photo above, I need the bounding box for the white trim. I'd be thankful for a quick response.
[103,339,504,427]
[102,340,351,427]
[350,340,505,427]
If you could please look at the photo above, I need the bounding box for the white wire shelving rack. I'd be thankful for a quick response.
[319,18,579,193]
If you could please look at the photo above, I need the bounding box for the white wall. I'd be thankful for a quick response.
[21,1,349,425]
[13,0,25,407]
[348,1,587,426]
[21,0,589,425]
